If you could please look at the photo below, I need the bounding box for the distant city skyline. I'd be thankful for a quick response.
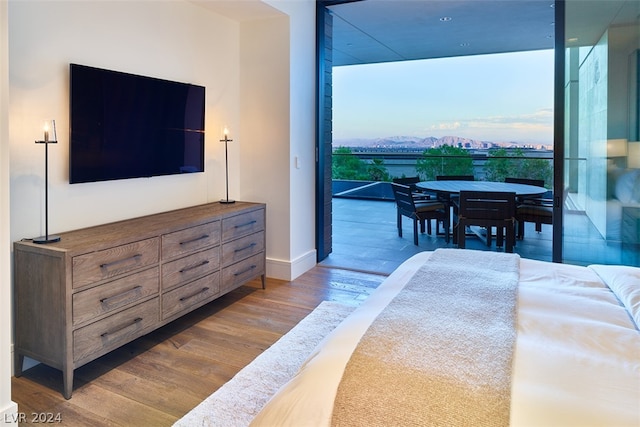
[332,49,554,146]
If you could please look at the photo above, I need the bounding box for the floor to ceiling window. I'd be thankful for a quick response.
[317,0,640,268]
[562,0,639,266]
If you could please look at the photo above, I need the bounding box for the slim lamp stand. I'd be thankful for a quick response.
[220,134,235,204]
[33,125,60,244]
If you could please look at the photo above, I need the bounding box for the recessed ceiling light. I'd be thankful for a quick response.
[460,42,470,47]
[440,17,452,22]
[567,37,579,43]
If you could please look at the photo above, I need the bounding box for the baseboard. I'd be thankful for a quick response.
[0,401,18,425]
[266,250,317,281]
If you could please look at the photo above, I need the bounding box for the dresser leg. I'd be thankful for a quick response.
[14,353,24,377]
[63,369,73,399]
[261,274,266,289]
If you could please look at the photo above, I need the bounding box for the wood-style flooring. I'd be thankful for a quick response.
[11,266,386,426]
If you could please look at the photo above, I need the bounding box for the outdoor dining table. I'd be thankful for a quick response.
[416,180,548,197]
[416,180,548,245]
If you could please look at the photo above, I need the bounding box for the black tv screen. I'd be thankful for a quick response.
[69,64,205,184]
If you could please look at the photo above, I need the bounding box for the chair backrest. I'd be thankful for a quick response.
[505,177,552,203]
[436,175,475,181]
[391,183,417,214]
[393,176,420,185]
[505,177,544,187]
[393,176,421,192]
[458,191,516,221]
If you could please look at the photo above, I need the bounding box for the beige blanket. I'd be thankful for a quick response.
[331,249,520,427]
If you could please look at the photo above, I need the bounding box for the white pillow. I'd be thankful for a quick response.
[589,264,640,328]
[614,169,640,203]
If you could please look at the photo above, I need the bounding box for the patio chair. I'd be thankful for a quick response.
[455,190,516,253]
[435,175,474,206]
[391,183,449,245]
[505,177,544,203]
[435,175,475,226]
[505,177,552,239]
[392,176,432,201]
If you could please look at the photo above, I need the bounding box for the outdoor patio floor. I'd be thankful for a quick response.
[319,197,633,275]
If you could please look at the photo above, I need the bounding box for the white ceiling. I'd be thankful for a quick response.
[192,0,283,22]
[328,0,639,66]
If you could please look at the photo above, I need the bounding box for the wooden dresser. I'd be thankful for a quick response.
[13,201,266,399]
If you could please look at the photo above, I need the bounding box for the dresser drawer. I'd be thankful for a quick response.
[162,221,220,261]
[73,267,159,326]
[221,252,264,294]
[222,231,265,267]
[72,238,159,289]
[162,272,220,320]
[162,247,220,290]
[222,209,264,242]
[73,298,159,364]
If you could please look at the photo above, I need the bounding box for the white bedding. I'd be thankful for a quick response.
[251,250,640,427]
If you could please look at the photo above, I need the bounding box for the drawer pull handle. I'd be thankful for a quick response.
[234,243,256,253]
[100,254,142,269]
[179,235,210,245]
[100,286,143,304]
[235,220,257,229]
[179,260,210,273]
[233,265,257,276]
[179,287,210,302]
[100,317,143,338]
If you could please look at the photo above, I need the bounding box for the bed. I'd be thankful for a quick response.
[250,249,640,426]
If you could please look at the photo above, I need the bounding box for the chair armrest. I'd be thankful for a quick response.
[521,197,553,207]
[520,190,553,207]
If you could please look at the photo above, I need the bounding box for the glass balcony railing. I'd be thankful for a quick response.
[332,150,554,200]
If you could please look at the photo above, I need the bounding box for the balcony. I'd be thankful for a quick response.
[320,196,552,275]
[324,150,638,273]
[322,183,636,274]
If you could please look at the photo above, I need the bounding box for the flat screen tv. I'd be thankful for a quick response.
[69,64,205,184]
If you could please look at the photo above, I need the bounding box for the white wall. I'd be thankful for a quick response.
[240,16,293,277]
[280,0,317,279]
[239,0,316,280]
[257,0,317,279]
[9,1,240,242]
[1,0,19,422]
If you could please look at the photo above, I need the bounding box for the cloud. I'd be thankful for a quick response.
[430,121,464,131]
[432,108,553,132]
[482,108,553,126]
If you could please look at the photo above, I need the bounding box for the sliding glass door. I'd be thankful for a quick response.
[315,0,639,268]
[562,0,639,266]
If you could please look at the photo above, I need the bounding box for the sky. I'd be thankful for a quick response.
[332,49,555,145]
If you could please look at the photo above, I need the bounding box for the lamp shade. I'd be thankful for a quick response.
[628,141,640,168]
[607,138,627,158]
[41,120,57,142]
[220,126,232,143]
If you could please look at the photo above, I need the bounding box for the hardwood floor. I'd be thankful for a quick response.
[11,266,386,426]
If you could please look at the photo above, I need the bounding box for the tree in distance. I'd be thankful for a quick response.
[416,145,474,180]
